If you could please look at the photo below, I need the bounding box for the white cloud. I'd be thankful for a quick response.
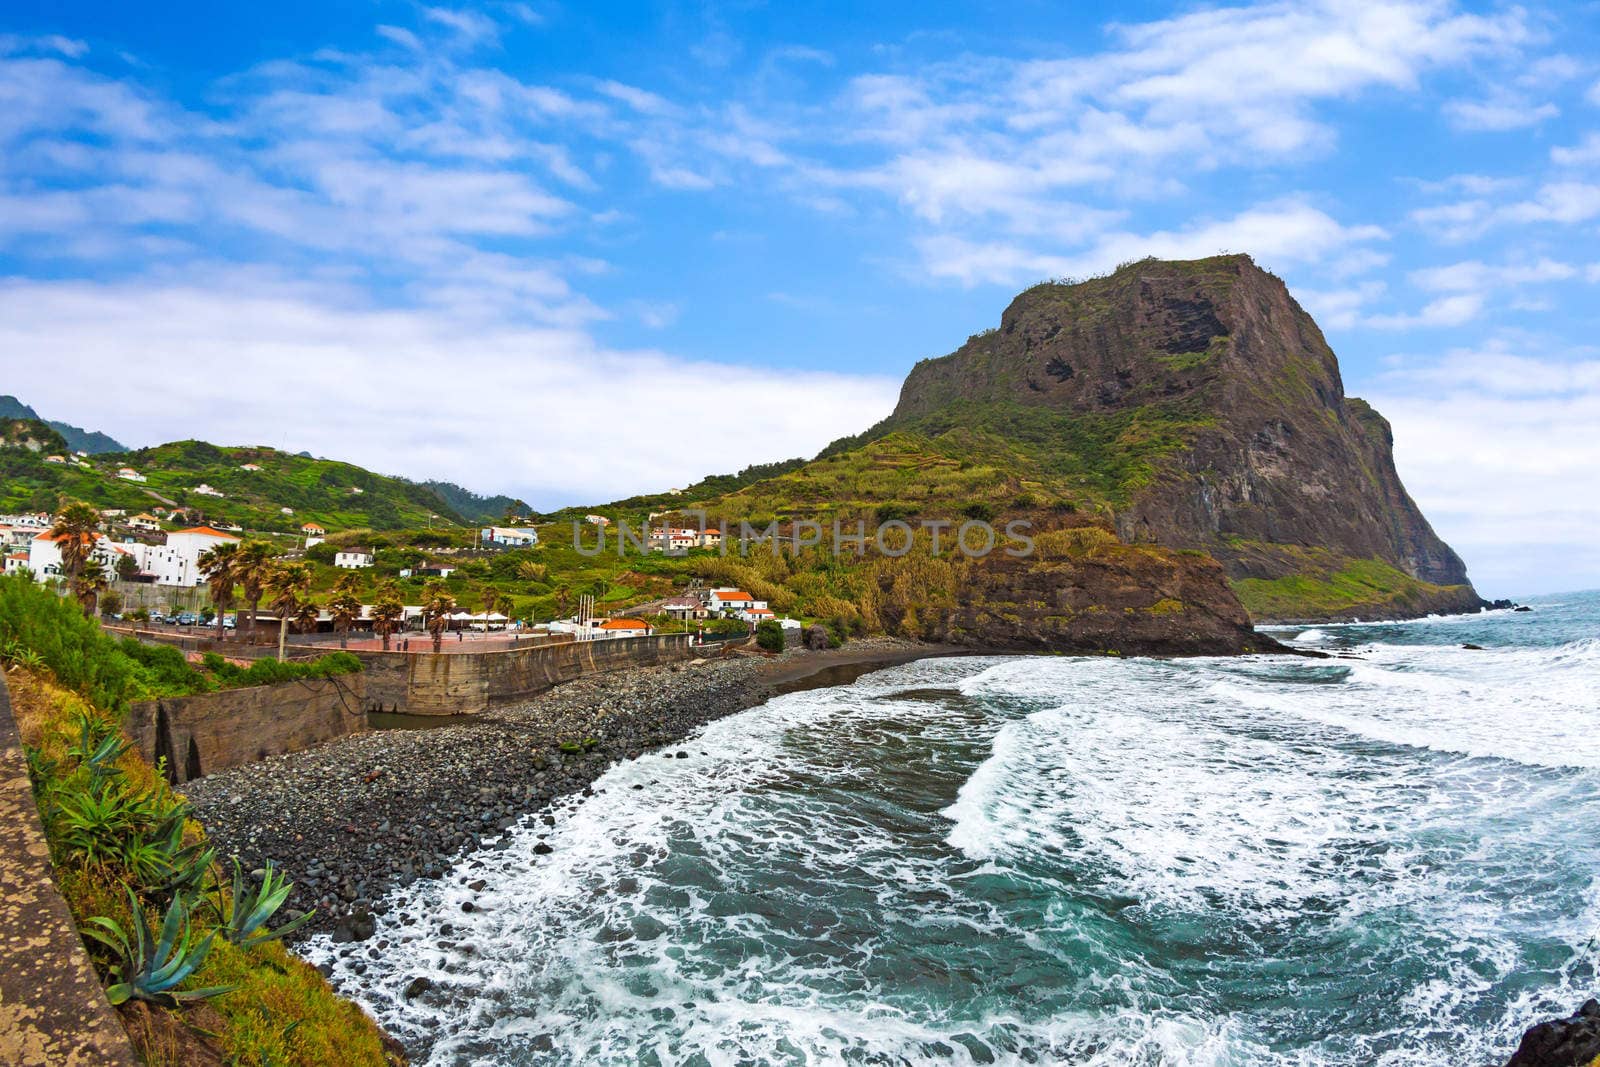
[1367,343,1600,594]
[1503,181,1600,225]
[1442,96,1557,131]
[1365,293,1485,330]
[1589,79,1600,106]
[915,199,1385,286]
[0,277,898,505]
[1410,258,1575,292]
[1294,281,1386,329]
[1552,133,1600,167]
[422,7,501,45]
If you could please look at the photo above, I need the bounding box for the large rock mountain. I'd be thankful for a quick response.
[835,255,1480,621]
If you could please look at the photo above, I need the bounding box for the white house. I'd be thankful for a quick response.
[117,467,147,483]
[192,483,223,497]
[706,589,766,615]
[240,463,261,472]
[128,513,162,533]
[649,527,701,552]
[28,532,136,581]
[584,514,610,526]
[44,454,66,464]
[154,526,241,587]
[4,551,29,575]
[740,606,776,623]
[301,522,326,537]
[335,550,375,569]
[481,526,538,548]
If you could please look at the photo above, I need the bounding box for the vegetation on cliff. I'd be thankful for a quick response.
[1,578,398,1065]
[0,437,476,533]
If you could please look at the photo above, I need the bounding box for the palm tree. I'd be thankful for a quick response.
[422,582,456,654]
[266,561,314,662]
[198,540,240,641]
[77,559,110,617]
[294,598,321,635]
[370,585,405,652]
[234,540,276,644]
[49,499,100,612]
[329,575,363,649]
[553,584,572,619]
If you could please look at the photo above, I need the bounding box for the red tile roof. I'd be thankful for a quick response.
[714,590,754,602]
[173,526,240,540]
[599,618,649,630]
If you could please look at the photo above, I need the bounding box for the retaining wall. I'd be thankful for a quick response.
[0,676,140,1066]
[355,632,697,715]
[126,674,367,785]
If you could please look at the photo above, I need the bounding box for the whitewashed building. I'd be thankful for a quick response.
[335,550,375,569]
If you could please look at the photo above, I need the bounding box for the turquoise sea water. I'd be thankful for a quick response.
[310,591,1600,1065]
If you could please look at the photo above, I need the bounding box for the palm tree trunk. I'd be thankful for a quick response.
[216,603,227,642]
[278,616,289,662]
[431,628,442,653]
[339,628,348,649]
[381,630,391,651]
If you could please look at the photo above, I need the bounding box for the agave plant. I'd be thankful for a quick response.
[123,802,216,900]
[82,888,234,1006]
[56,781,146,867]
[66,712,131,791]
[217,857,314,948]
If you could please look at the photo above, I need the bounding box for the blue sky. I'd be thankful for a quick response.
[1,1,1598,595]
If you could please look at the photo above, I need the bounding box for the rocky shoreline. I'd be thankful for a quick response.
[184,637,952,943]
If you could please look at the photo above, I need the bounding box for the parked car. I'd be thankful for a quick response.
[222,615,237,630]
[175,612,198,626]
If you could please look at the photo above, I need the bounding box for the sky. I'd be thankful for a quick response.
[1,1,1597,596]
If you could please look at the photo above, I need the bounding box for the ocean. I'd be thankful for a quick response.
[308,591,1600,1065]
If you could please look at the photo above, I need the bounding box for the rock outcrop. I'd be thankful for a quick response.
[1504,999,1600,1067]
[867,254,1481,622]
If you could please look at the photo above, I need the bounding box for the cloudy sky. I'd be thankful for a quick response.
[1,1,1597,595]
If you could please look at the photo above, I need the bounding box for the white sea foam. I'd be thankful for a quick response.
[305,607,1600,1066]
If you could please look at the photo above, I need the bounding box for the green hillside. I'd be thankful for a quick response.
[0,439,469,533]
[0,395,126,453]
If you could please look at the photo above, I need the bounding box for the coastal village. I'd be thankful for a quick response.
[1,497,794,645]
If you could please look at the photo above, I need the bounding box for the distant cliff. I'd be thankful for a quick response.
[0,395,126,454]
[857,255,1480,622]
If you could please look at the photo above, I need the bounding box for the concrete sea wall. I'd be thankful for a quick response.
[356,632,697,715]
[0,676,139,1066]
[126,674,367,785]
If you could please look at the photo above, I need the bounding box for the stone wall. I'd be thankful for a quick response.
[0,676,140,1066]
[355,632,697,715]
[126,675,367,785]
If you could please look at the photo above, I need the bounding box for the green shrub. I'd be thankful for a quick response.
[0,575,211,710]
[199,651,361,689]
[755,619,784,652]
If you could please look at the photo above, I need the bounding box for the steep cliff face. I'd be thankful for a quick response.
[870,255,1480,622]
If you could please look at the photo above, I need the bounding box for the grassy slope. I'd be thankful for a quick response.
[1231,555,1476,623]
[1,439,468,533]
[9,670,397,1066]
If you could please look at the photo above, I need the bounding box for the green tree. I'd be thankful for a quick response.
[49,499,101,613]
[114,553,139,582]
[369,584,404,652]
[422,582,456,653]
[265,561,313,662]
[233,540,276,644]
[197,540,239,642]
[77,559,110,618]
[328,575,363,650]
